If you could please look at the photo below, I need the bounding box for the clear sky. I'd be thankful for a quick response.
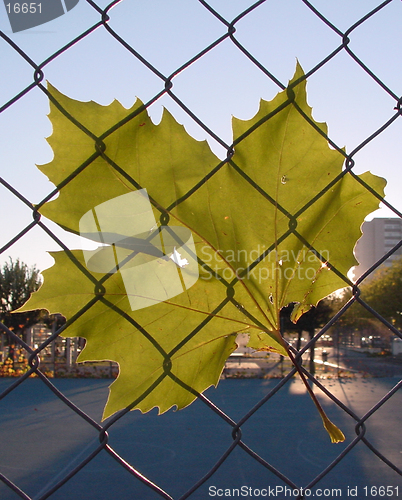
[1,0,401,273]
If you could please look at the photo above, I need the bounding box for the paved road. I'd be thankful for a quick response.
[1,377,401,500]
[225,345,402,379]
[336,347,402,377]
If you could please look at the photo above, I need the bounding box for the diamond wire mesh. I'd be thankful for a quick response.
[0,0,401,499]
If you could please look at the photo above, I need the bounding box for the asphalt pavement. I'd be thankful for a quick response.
[224,345,402,379]
[1,377,401,500]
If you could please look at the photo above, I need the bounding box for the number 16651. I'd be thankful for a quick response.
[6,3,42,14]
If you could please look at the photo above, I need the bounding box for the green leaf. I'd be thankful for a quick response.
[22,64,385,430]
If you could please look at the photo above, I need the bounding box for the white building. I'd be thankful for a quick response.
[353,218,402,281]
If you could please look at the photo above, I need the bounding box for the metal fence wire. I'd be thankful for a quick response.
[1,0,402,499]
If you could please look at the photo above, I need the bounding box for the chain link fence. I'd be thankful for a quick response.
[1,1,401,498]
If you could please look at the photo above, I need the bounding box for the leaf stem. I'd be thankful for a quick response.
[284,340,345,443]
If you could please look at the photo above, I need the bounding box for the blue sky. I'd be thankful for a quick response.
[1,0,402,273]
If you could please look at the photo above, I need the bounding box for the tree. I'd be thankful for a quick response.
[0,257,43,341]
[333,258,402,347]
[281,298,334,374]
[360,257,402,329]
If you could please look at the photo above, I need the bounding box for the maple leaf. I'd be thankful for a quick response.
[21,64,385,442]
